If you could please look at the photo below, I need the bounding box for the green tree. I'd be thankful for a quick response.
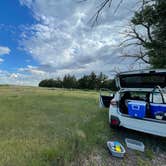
[78,75,89,89]
[149,0,166,67]
[96,72,108,89]
[54,78,63,88]
[85,0,165,68]
[88,72,97,89]
[122,0,166,68]
[39,79,48,87]
[63,74,77,89]
[39,72,116,90]
[39,79,55,87]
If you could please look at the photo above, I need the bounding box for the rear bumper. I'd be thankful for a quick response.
[120,115,166,137]
[109,107,166,137]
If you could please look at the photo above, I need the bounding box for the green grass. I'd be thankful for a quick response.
[0,86,165,166]
[0,86,109,165]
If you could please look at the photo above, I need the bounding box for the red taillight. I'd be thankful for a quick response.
[111,119,119,125]
[110,100,117,106]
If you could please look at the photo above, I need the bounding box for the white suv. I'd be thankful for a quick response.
[99,69,166,137]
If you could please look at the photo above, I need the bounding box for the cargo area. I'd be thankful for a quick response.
[119,88,166,121]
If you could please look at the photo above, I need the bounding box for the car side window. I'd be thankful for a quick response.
[150,92,163,104]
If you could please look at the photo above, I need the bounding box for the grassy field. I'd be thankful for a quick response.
[0,86,165,166]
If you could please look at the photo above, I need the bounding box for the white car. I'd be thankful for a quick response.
[99,69,166,137]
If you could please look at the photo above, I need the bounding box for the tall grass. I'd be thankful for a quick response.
[0,86,165,166]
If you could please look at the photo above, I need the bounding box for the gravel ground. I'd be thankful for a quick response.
[79,127,166,166]
[80,149,166,166]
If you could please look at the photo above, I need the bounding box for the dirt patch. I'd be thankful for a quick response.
[77,149,166,166]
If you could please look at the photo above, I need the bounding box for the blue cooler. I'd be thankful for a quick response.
[150,103,166,117]
[128,101,146,118]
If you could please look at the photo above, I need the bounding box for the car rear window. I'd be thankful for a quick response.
[120,74,166,88]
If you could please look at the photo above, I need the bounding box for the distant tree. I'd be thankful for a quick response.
[39,72,116,90]
[88,72,97,89]
[78,75,89,89]
[39,79,48,87]
[49,79,56,87]
[39,79,54,87]
[96,72,109,89]
[54,78,63,88]
[63,74,77,89]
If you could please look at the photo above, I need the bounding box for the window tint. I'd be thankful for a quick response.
[120,74,166,88]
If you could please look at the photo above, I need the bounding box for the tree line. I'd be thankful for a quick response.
[38,72,117,90]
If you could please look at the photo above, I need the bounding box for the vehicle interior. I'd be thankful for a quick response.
[119,86,166,121]
[119,91,150,115]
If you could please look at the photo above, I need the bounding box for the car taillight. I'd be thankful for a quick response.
[111,119,119,125]
[110,100,117,106]
[111,116,120,126]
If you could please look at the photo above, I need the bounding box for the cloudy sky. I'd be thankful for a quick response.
[0,0,145,86]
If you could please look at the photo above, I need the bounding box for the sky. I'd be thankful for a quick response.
[0,0,146,86]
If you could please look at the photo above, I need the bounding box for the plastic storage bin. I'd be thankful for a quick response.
[150,103,166,118]
[125,138,145,152]
[107,141,126,158]
[128,100,146,118]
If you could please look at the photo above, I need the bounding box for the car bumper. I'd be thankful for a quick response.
[109,107,166,137]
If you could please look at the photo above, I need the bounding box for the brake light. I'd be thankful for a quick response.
[111,116,120,126]
[111,119,119,125]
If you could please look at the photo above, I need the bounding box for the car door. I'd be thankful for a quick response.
[99,88,114,108]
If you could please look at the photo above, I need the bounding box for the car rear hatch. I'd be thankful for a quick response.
[115,69,166,89]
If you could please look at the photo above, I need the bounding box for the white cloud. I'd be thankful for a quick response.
[0,46,10,64]
[10,73,19,79]
[19,65,46,75]
[14,0,150,85]
[0,46,10,55]
[0,58,4,63]
[0,70,43,86]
